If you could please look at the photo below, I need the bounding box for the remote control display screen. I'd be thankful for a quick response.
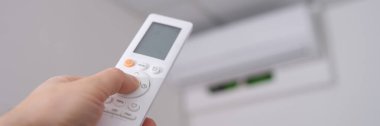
[134,22,181,60]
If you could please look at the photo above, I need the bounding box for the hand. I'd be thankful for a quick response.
[0,68,156,126]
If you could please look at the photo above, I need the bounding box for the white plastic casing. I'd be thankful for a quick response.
[97,14,192,126]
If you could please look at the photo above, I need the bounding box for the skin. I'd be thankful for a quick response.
[0,68,156,126]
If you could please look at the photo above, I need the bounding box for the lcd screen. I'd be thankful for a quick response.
[134,22,181,60]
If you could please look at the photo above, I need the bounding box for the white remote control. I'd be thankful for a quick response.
[96,14,192,126]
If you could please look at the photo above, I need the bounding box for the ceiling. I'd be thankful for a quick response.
[110,0,340,33]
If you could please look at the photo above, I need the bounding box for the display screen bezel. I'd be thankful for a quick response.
[120,14,192,70]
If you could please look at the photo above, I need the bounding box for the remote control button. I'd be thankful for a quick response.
[113,98,126,107]
[119,71,150,98]
[111,108,119,113]
[124,59,135,68]
[105,97,114,104]
[136,62,149,71]
[151,66,161,74]
[128,103,140,112]
[121,111,136,120]
[105,107,121,115]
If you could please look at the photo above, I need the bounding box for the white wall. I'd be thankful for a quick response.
[0,0,141,112]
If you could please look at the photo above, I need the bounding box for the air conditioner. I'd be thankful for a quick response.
[165,3,334,115]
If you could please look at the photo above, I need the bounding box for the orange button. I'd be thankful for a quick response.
[124,59,135,67]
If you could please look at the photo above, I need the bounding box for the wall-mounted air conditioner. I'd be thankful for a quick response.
[165,3,334,115]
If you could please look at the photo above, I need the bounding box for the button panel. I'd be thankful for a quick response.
[122,58,164,75]
[105,58,166,120]
[104,96,141,120]
[103,71,149,120]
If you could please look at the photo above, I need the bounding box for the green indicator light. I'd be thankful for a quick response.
[246,73,272,86]
[209,81,238,93]
[224,82,237,89]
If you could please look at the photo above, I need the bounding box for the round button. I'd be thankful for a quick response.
[151,66,161,74]
[124,59,135,68]
[118,71,150,98]
[128,103,140,112]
